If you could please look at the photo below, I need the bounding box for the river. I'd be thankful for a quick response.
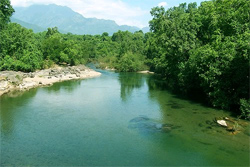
[0,69,249,166]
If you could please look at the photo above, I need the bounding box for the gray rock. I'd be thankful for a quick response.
[6,74,23,84]
[30,74,35,78]
[0,76,7,81]
[0,81,9,90]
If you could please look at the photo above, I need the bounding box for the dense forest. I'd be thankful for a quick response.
[0,0,249,119]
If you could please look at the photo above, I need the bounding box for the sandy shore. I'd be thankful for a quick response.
[0,65,101,96]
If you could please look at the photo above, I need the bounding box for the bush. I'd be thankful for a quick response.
[240,99,250,120]
[115,52,145,72]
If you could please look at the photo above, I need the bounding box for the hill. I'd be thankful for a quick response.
[12,4,143,35]
[11,18,46,33]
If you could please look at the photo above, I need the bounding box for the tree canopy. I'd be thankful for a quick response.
[0,0,14,30]
[148,0,250,119]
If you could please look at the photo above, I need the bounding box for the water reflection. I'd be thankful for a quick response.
[0,80,81,138]
[43,80,81,94]
[147,75,168,91]
[118,73,145,101]
[0,90,38,137]
[0,70,249,166]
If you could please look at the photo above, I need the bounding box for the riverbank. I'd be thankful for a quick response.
[0,65,101,96]
[137,70,154,74]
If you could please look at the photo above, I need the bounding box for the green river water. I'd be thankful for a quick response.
[0,69,249,166]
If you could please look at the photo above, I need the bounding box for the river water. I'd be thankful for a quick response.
[0,69,249,166]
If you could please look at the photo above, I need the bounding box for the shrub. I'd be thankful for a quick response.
[240,99,250,120]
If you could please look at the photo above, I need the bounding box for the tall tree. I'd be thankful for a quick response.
[0,0,14,30]
[148,0,250,118]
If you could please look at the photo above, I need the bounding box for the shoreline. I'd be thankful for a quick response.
[0,65,101,97]
[137,70,154,74]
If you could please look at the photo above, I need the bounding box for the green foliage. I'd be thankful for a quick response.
[0,23,43,72]
[148,0,250,115]
[110,31,147,72]
[0,0,14,30]
[240,99,250,120]
[41,28,88,66]
[1,0,148,73]
[115,52,145,72]
[45,27,59,38]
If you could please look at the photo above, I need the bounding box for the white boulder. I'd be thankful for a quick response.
[217,120,227,127]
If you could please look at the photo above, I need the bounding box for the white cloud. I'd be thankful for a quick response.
[158,2,168,7]
[11,0,148,28]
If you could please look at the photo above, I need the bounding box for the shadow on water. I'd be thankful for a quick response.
[146,74,169,91]
[0,89,38,137]
[118,72,145,102]
[43,80,82,94]
[145,75,247,134]
[147,75,214,108]
[146,75,243,118]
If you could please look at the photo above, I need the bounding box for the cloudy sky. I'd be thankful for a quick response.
[11,0,204,28]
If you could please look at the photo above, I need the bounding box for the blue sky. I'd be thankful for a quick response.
[123,0,204,8]
[123,0,204,27]
[11,0,205,28]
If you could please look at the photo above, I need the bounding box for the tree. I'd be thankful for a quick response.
[148,0,250,118]
[115,52,144,72]
[45,27,59,38]
[0,0,14,30]
[0,23,43,72]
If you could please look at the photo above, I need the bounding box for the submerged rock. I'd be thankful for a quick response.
[155,124,162,129]
[128,116,179,134]
[129,116,149,123]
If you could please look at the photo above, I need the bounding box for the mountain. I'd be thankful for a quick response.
[142,27,150,33]
[11,18,46,33]
[12,4,141,35]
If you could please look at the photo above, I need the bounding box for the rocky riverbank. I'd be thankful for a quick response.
[0,65,101,96]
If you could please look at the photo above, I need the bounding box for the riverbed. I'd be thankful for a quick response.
[0,69,249,166]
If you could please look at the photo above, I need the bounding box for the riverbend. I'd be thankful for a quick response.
[0,69,249,166]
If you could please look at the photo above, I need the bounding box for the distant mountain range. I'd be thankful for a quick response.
[11,4,149,35]
[11,18,46,33]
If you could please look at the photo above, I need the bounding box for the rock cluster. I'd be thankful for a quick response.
[0,65,101,96]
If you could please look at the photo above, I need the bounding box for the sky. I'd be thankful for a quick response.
[11,0,205,28]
